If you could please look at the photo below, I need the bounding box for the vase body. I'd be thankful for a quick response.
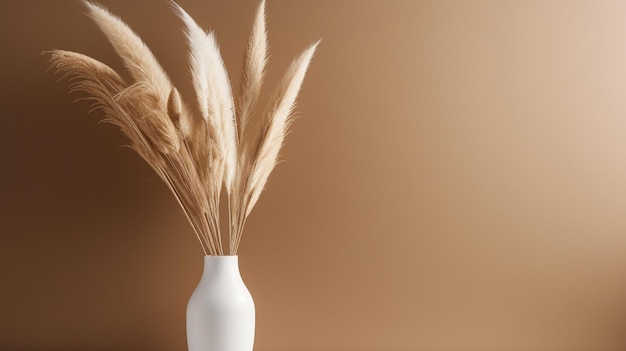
[187,255,255,351]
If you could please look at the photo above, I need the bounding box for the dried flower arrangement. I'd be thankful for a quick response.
[47,0,319,255]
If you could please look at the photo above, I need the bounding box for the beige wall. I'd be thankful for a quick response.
[3,0,626,350]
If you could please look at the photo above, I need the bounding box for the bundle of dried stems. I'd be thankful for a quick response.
[47,0,318,255]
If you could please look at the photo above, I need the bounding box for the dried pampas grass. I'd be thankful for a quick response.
[47,0,318,255]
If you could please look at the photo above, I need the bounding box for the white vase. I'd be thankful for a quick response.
[186,255,255,351]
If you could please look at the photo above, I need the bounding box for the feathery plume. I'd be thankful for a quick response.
[248,41,319,212]
[47,50,126,106]
[48,49,214,255]
[237,0,268,136]
[171,1,238,193]
[47,50,141,145]
[116,82,181,155]
[83,1,172,101]
[230,41,319,253]
[84,0,200,141]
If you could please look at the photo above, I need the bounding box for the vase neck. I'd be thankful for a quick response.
[202,255,241,280]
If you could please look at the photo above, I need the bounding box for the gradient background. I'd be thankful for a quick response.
[3,0,626,350]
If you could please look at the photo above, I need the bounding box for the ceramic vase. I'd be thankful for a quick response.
[187,255,255,351]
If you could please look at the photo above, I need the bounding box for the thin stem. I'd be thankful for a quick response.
[158,165,208,255]
[228,193,233,255]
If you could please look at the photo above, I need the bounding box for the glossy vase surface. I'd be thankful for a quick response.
[187,255,255,351]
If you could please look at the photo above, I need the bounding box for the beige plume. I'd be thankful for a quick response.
[236,0,268,137]
[83,1,172,100]
[48,49,215,255]
[230,42,320,253]
[171,1,238,193]
[115,82,181,155]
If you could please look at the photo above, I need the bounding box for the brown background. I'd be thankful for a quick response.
[3,0,626,350]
